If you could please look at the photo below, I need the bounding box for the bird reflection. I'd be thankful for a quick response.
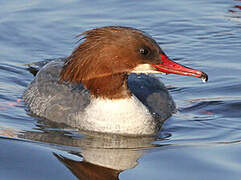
[54,153,120,180]
[19,128,156,180]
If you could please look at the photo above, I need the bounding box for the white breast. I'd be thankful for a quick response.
[77,96,159,135]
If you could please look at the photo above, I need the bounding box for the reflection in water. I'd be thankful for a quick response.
[228,1,241,21]
[54,153,120,180]
[20,130,155,180]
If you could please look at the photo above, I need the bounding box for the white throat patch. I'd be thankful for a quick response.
[131,64,158,74]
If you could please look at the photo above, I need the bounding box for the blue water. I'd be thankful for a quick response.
[1,0,241,179]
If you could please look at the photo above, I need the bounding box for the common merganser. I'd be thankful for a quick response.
[23,26,208,136]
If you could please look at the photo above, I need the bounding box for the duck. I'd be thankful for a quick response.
[23,26,208,136]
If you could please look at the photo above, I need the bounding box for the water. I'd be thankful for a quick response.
[0,0,241,179]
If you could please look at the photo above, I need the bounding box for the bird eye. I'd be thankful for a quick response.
[139,48,149,56]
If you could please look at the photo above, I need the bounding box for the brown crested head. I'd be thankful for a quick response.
[60,26,164,99]
[60,26,163,82]
[60,26,208,99]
